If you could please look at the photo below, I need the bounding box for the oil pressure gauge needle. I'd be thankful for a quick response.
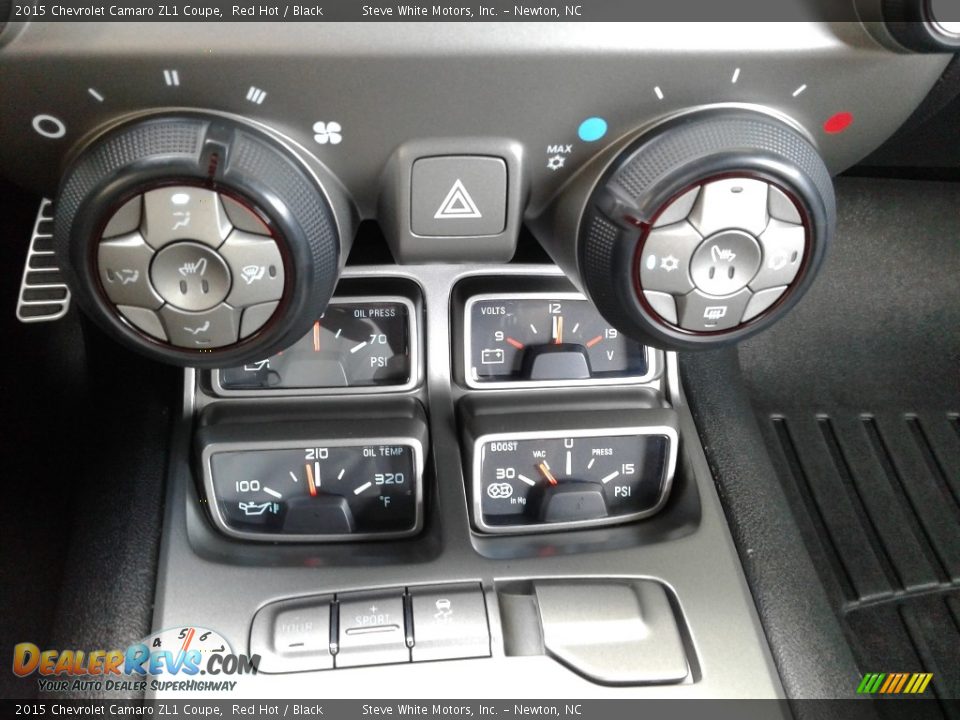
[538,462,559,486]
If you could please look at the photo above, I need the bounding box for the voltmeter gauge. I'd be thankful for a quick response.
[204,439,423,541]
[464,293,653,389]
[471,426,678,533]
[215,296,417,394]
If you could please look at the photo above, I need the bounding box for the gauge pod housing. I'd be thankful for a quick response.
[577,109,835,351]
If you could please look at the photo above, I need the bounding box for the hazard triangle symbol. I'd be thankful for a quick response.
[434,179,482,219]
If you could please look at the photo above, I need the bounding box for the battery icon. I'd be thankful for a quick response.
[481,348,505,365]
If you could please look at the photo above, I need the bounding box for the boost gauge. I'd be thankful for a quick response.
[464,293,654,388]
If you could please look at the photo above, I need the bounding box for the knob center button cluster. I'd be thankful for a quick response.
[96,185,285,349]
[150,242,231,312]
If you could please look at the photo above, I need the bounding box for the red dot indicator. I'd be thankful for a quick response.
[823,111,853,134]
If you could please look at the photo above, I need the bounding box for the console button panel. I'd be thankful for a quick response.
[250,584,491,673]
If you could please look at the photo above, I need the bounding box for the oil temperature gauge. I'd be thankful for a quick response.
[471,426,678,533]
[204,439,424,541]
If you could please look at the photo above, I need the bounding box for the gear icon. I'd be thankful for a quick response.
[546,155,565,171]
[660,254,680,272]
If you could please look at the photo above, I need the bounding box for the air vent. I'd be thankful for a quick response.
[16,199,71,323]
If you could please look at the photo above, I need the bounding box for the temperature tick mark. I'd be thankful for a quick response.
[354,481,372,495]
[792,84,807,97]
[731,68,741,84]
[601,470,621,484]
[565,450,572,475]
[289,471,299,483]
[335,328,342,338]
[264,487,282,499]
[654,86,664,100]
[87,88,104,102]
[571,323,580,334]
[529,324,539,334]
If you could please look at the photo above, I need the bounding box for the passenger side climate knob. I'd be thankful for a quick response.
[578,109,835,350]
[54,114,346,367]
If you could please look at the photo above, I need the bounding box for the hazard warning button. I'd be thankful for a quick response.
[410,156,507,237]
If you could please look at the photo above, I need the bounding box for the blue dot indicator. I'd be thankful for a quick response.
[578,117,608,142]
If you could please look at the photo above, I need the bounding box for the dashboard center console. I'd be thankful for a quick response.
[0,18,953,701]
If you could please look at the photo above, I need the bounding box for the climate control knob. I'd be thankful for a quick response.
[54,114,347,367]
[577,109,835,350]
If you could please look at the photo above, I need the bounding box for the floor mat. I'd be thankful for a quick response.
[738,177,960,713]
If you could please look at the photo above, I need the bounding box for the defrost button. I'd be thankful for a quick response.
[220,231,285,307]
[751,219,806,291]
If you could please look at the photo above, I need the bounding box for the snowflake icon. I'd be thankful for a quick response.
[660,254,680,272]
[312,121,343,145]
[546,155,565,171]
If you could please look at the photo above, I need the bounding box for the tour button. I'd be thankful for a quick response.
[335,590,410,668]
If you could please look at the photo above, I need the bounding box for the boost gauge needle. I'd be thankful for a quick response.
[538,462,559,486]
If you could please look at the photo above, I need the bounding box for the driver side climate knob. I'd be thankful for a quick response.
[54,114,346,367]
[578,109,835,350]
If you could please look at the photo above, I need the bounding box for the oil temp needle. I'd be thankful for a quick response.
[305,463,317,497]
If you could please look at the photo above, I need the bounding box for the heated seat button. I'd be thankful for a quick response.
[409,584,491,663]
[335,590,410,668]
[250,596,334,673]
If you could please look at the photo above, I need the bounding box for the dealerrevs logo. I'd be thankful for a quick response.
[12,626,259,693]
